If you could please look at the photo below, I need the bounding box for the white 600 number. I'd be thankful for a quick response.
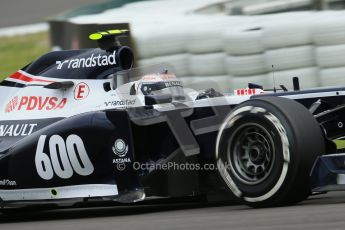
[35,134,94,180]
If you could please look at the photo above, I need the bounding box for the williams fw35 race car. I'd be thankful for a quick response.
[0,30,344,210]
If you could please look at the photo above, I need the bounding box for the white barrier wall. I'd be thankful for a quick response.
[69,0,345,93]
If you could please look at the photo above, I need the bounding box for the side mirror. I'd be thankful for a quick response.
[145,94,172,106]
[44,81,74,89]
[111,71,130,90]
[130,84,136,95]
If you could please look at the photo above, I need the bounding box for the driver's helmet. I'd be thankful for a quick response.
[140,72,185,101]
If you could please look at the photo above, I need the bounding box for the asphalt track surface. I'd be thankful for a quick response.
[0,0,107,28]
[1,192,345,230]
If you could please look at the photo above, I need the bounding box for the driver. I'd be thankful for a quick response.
[139,72,185,101]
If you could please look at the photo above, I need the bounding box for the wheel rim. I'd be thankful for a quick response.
[227,123,275,185]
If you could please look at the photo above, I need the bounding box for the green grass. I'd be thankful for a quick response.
[0,32,50,80]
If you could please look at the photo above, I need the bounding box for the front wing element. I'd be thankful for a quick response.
[311,153,345,192]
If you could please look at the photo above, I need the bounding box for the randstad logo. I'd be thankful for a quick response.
[56,51,117,70]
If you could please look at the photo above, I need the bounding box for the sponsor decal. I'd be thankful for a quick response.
[5,96,67,113]
[104,100,136,107]
[112,139,128,157]
[234,88,264,96]
[56,51,117,70]
[112,139,131,164]
[113,158,131,164]
[142,73,176,81]
[74,82,90,100]
[164,81,182,88]
[0,179,17,186]
[5,96,19,113]
[0,124,37,137]
[35,134,94,180]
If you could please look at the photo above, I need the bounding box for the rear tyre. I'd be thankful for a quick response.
[216,97,325,208]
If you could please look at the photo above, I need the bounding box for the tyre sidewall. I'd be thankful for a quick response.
[216,100,302,205]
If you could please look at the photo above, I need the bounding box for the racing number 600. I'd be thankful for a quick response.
[35,134,94,180]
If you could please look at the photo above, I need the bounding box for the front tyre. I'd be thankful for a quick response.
[216,97,325,207]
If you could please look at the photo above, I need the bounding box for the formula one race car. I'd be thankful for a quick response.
[0,29,344,210]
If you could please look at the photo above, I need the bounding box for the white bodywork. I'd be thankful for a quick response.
[3,70,345,122]
[0,70,255,122]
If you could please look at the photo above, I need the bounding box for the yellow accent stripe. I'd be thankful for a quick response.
[89,29,129,41]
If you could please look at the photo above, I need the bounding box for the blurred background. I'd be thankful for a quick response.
[1,0,345,93]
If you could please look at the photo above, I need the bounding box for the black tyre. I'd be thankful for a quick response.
[216,96,325,207]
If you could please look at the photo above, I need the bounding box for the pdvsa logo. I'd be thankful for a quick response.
[5,96,19,113]
[5,96,67,113]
